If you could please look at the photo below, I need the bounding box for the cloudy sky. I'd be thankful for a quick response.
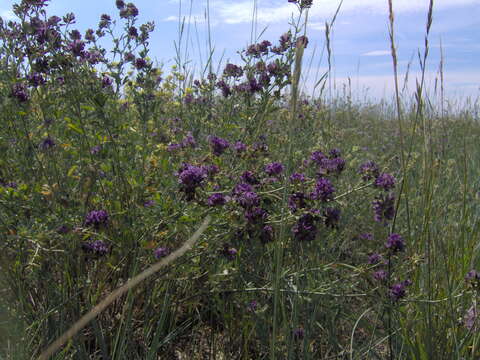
[2,0,479,100]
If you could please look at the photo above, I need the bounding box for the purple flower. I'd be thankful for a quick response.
[265,162,284,176]
[245,207,267,223]
[57,225,70,234]
[389,281,411,301]
[181,132,196,148]
[240,171,259,185]
[135,58,147,69]
[82,240,109,256]
[323,207,340,228]
[293,327,305,340]
[28,73,45,87]
[359,233,374,241]
[221,244,238,260]
[144,200,155,207]
[120,3,139,18]
[260,225,274,243]
[99,14,111,28]
[373,270,388,281]
[102,76,113,88]
[311,150,327,164]
[464,304,478,331]
[247,300,258,312]
[223,63,243,77]
[176,163,207,200]
[292,213,318,241]
[67,39,85,56]
[290,172,306,183]
[207,193,226,206]
[85,210,109,228]
[385,233,405,252]
[233,183,253,196]
[209,136,230,156]
[40,137,55,150]
[329,148,341,158]
[11,83,29,102]
[116,0,125,9]
[288,192,307,212]
[154,247,170,259]
[237,191,260,208]
[310,177,335,202]
[374,173,396,191]
[359,161,380,181]
[90,145,101,154]
[234,141,247,153]
[368,253,382,265]
[372,193,396,224]
[466,270,480,284]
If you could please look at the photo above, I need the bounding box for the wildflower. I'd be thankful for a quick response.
[324,207,340,228]
[329,148,341,158]
[221,244,237,260]
[265,162,284,176]
[241,171,259,185]
[310,177,335,202]
[260,225,274,243]
[293,327,305,340]
[374,173,396,191]
[57,225,70,234]
[247,300,258,312]
[317,157,345,175]
[290,172,306,183]
[11,83,29,102]
[154,247,170,259]
[102,76,113,88]
[181,132,196,148]
[385,233,405,252]
[292,213,318,241]
[144,200,155,207]
[466,270,480,287]
[135,58,147,70]
[115,0,125,9]
[27,73,45,87]
[120,3,139,18]
[82,240,109,256]
[368,253,382,265]
[223,63,243,78]
[372,193,395,223]
[234,141,247,153]
[209,136,230,156]
[237,191,260,208]
[99,14,111,28]
[40,137,55,150]
[373,270,388,281]
[85,210,109,228]
[207,193,226,206]
[244,207,267,224]
[389,280,411,301]
[176,163,207,200]
[167,143,182,152]
[288,192,307,212]
[359,233,374,241]
[359,160,380,181]
[67,39,84,56]
[233,183,253,196]
[464,304,478,331]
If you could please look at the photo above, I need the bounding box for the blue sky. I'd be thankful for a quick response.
[1,0,479,100]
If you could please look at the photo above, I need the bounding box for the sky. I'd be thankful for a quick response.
[1,0,479,101]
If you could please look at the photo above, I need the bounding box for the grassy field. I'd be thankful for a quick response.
[1,0,480,359]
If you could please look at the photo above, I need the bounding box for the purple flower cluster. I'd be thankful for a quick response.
[389,280,412,301]
[154,247,170,259]
[207,193,226,206]
[385,233,405,253]
[310,177,335,202]
[374,173,396,191]
[264,162,284,176]
[82,240,109,256]
[11,83,29,102]
[209,136,230,156]
[292,213,318,241]
[358,160,380,181]
[223,63,243,78]
[176,163,208,200]
[372,193,396,224]
[323,207,340,228]
[85,210,109,228]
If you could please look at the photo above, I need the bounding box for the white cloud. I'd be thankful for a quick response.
[211,0,480,25]
[362,50,391,56]
[1,9,16,21]
[162,14,207,24]
[309,22,326,31]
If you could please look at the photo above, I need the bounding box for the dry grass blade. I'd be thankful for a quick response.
[38,215,211,360]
